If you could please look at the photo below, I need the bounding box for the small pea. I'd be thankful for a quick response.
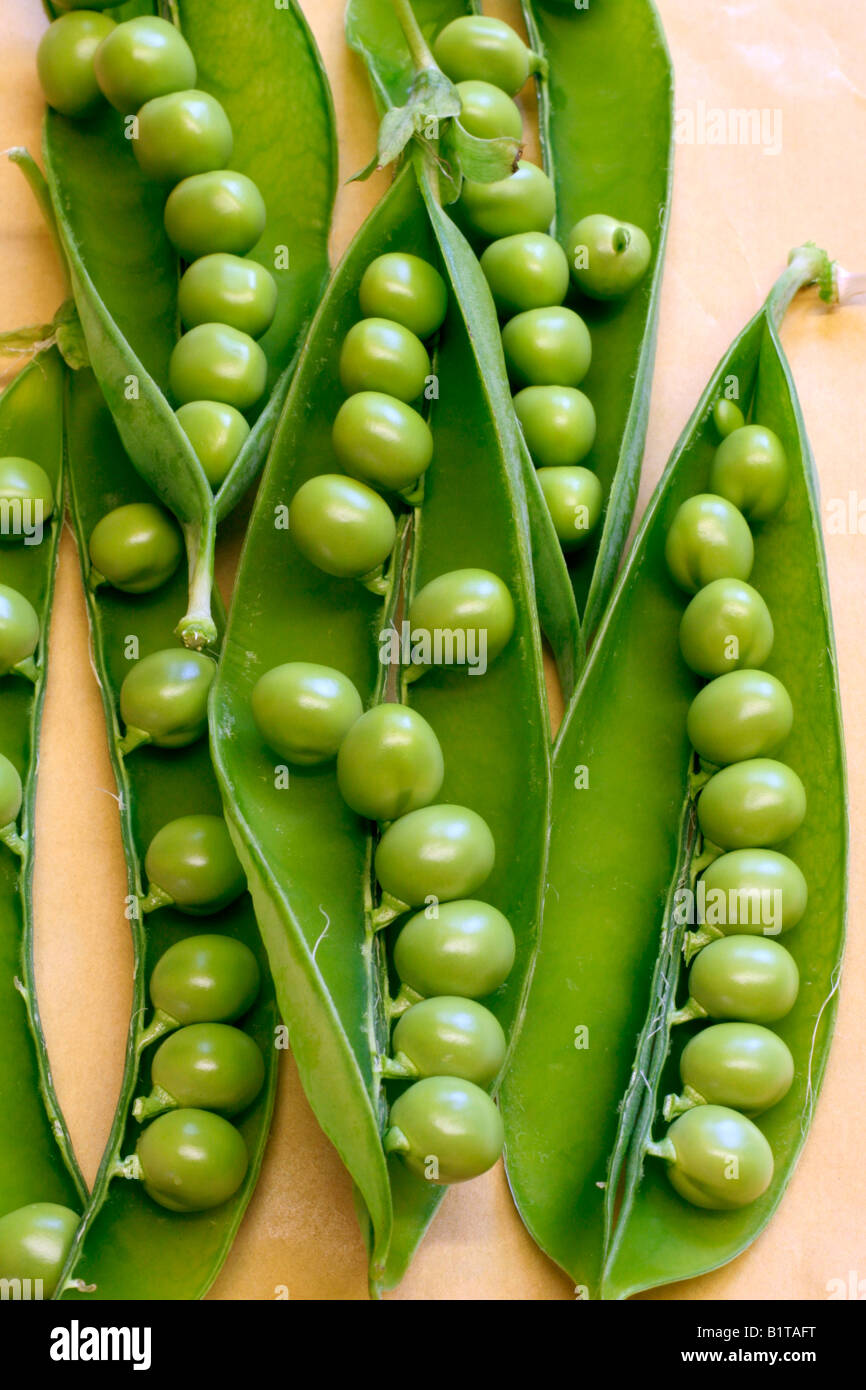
[710,424,789,522]
[375,804,496,907]
[164,170,267,261]
[502,306,592,389]
[566,214,652,300]
[384,1076,505,1184]
[133,90,233,184]
[394,900,516,999]
[713,398,746,438]
[514,386,596,468]
[687,669,793,766]
[0,583,40,678]
[88,503,183,594]
[178,254,278,340]
[135,1108,248,1213]
[251,661,363,765]
[36,11,115,118]
[148,934,260,1028]
[391,997,506,1087]
[137,1023,265,1119]
[408,568,515,674]
[678,577,774,678]
[480,233,570,318]
[674,1022,794,1116]
[175,400,251,489]
[0,752,23,829]
[289,474,397,582]
[699,848,808,937]
[119,647,216,753]
[456,80,523,142]
[0,1203,79,1296]
[358,254,448,339]
[665,494,754,593]
[169,324,267,411]
[433,16,538,96]
[332,391,434,494]
[0,456,55,541]
[143,814,246,916]
[459,161,556,241]
[339,318,430,403]
[657,1106,774,1210]
[683,934,800,1024]
[336,703,444,822]
[93,15,196,114]
[698,758,806,849]
[537,466,603,550]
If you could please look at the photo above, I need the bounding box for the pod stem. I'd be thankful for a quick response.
[662,1085,705,1122]
[683,924,723,963]
[132,1085,176,1122]
[360,567,389,597]
[110,1153,143,1182]
[118,726,151,757]
[389,983,424,1018]
[139,884,175,916]
[176,516,218,652]
[136,1008,181,1053]
[12,657,38,684]
[398,479,425,507]
[767,243,834,332]
[402,661,426,686]
[669,996,708,1027]
[0,822,26,857]
[372,891,410,930]
[87,566,107,592]
[390,0,437,73]
[382,1124,410,1155]
[378,1051,419,1080]
[644,1136,676,1163]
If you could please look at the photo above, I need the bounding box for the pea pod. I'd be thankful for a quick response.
[502,247,847,1298]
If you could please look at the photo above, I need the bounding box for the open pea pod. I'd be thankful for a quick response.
[0,350,85,1222]
[56,368,278,1300]
[39,0,336,647]
[502,247,847,1299]
[211,159,552,1294]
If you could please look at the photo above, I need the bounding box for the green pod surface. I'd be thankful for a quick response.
[211,161,551,1296]
[502,248,847,1298]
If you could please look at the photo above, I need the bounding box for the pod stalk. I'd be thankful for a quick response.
[12,657,38,683]
[390,0,437,73]
[669,996,708,1026]
[0,822,26,857]
[767,243,833,332]
[662,1084,706,1121]
[389,984,424,1018]
[176,516,218,651]
[136,1008,181,1052]
[382,1124,410,1155]
[372,891,410,930]
[132,1084,176,1122]
[118,726,151,757]
[139,884,175,915]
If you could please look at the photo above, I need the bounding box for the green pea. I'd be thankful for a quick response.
[289,474,396,582]
[385,1076,504,1184]
[169,323,267,411]
[149,934,260,1027]
[336,703,444,822]
[433,16,537,96]
[135,1108,248,1212]
[566,214,652,300]
[699,849,808,936]
[251,661,363,765]
[140,1023,265,1118]
[687,670,793,766]
[0,456,55,541]
[679,578,774,678]
[0,1203,79,1296]
[119,648,216,752]
[713,398,746,438]
[88,502,183,594]
[514,387,596,468]
[502,306,592,389]
[178,254,278,340]
[375,804,495,907]
[0,752,23,829]
[332,391,433,493]
[710,424,789,522]
[537,466,603,549]
[456,80,523,141]
[659,1106,774,1210]
[408,568,515,672]
[37,11,115,118]
[392,997,506,1086]
[93,16,196,114]
[394,900,516,999]
[698,758,806,849]
[459,161,556,240]
[338,318,430,403]
[480,233,570,317]
[665,494,754,593]
[134,90,233,183]
[175,400,251,489]
[0,584,40,678]
[685,935,799,1023]
[676,1023,794,1116]
[358,253,448,339]
[143,814,246,915]
[164,170,267,260]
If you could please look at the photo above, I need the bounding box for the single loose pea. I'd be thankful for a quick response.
[176,400,251,488]
[332,392,433,493]
[385,1076,504,1184]
[143,814,246,916]
[679,577,774,678]
[119,648,216,752]
[566,214,652,300]
[289,474,396,581]
[687,669,793,766]
[133,90,233,183]
[0,584,40,677]
[391,997,506,1086]
[456,79,523,141]
[169,324,267,411]
[138,1023,265,1119]
[459,161,556,240]
[0,1203,79,1296]
[537,466,603,550]
[251,661,363,765]
[0,456,55,541]
[375,804,495,907]
[0,753,23,829]
[358,253,448,339]
[394,900,516,999]
[164,170,267,260]
[698,758,806,849]
[674,1023,794,1117]
[665,494,754,593]
[178,254,277,340]
[37,11,115,118]
[149,934,260,1027]
[408,568,515,673]
[658,1106,773,1210]
[336,703,444,822]
[710,424,789,522]
[682,935,799,1024]
[514,387,596,468]
[93,16,196,113]
[135,1108,248,1212]
[699,849,808,937]
[713,398,746,438]
[480,233,570,317]
[88,503,182,594]
[502,306,592,389]
[339,318,430,403]
[433,16,539,96]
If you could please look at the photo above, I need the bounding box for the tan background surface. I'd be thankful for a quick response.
[1,0,863,1300]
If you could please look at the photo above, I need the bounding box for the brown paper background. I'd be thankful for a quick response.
[1,0,863,1300]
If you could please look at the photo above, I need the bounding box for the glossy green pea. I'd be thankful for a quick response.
[93,16,196,114]
[0,456,55,539]
[178,254,277,340]
[459,161,556,240]
[687,670,793,766]
[169,323,267,411]
[0,1203,79,1296]
[0,752,22,828]
[480,233,570,317]
[164,170,267,260]
[698,758,807,849]
[141,1024,265,1118]
[433,16,538,96]
[685,935,800,1023]
[679,578,774,678]
[358,253,448,340]
[456,79,523,141]
[385,1076,504,1184]
[119,648,216,752]
[149,934,260,1027]
[665,494,754,593]
[338,318,430,403]
[251,661,362,765]
[713,398,746,438]
[408,568,515,671]
[393,900,516,1000]
[699,849,808,936]
[566,214,652,300]
[332,391,433,493]
[336,703,444,822]
[134,90,233,183]
[289,473,396,582]
[0,583,39,677]
[538,466,603,550]
[375,804,495,908]
[144,813,246,916]
[502,306,592,389]
[175,400,251,489]
[88,502,183,594]
[710,424,789,522]
[135,1108,248,1213]
[660,1106,773,1210]
[392,997,506,1086]
[514,387,596,468]
[37,11,115,118]
[675,1023,794,1116]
